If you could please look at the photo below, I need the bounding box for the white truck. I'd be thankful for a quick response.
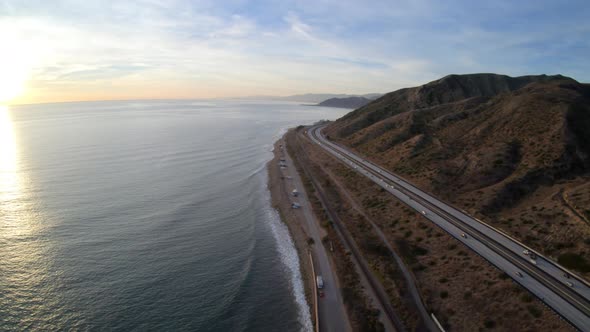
[316,275,324,289]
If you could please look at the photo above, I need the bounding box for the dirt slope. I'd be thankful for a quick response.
[325,73,590,278]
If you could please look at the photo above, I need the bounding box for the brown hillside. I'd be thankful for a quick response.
[325,74,590,278]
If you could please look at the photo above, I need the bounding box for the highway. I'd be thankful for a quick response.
[308,125,590,331]
[278,139,351,332]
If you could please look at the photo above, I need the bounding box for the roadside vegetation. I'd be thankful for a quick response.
[292,126,572,331]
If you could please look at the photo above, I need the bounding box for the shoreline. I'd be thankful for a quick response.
[267,132,315,329]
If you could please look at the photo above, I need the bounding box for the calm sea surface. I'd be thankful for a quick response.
[0,100,347,331]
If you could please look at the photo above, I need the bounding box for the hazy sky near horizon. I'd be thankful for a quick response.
[1,0,589,104]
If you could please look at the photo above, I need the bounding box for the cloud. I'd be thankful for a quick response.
[284,13,315,41]
[210,15,256,38]
[1,0,589,104]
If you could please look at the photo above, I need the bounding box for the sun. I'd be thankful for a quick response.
[0,62,27,103]
[0,34,33,104]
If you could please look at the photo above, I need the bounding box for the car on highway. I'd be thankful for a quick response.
[316,275,324,289]
[516,271,524,278]
[461,233,467,238]
[566,282,574,288]
[421,210,427,215]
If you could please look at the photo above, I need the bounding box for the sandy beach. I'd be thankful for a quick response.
[267,133,316,325]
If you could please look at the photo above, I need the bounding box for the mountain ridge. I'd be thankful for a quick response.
[333,73,578,136]
[234,93,382,103]
[316,96,372,109]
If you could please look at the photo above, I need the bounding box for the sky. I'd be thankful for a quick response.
[1,0,589,104]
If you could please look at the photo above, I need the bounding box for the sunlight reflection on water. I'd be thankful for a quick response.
[0,106,39,238]
[0,106,56,330]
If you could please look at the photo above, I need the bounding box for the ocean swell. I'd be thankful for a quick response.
[260,161,312,332]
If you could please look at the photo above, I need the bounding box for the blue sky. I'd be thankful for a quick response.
[1,0,589,103]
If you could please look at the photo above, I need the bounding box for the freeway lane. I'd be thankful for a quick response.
[308,125,590,331]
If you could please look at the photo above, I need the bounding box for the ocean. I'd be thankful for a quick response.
[0,100,348,331]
